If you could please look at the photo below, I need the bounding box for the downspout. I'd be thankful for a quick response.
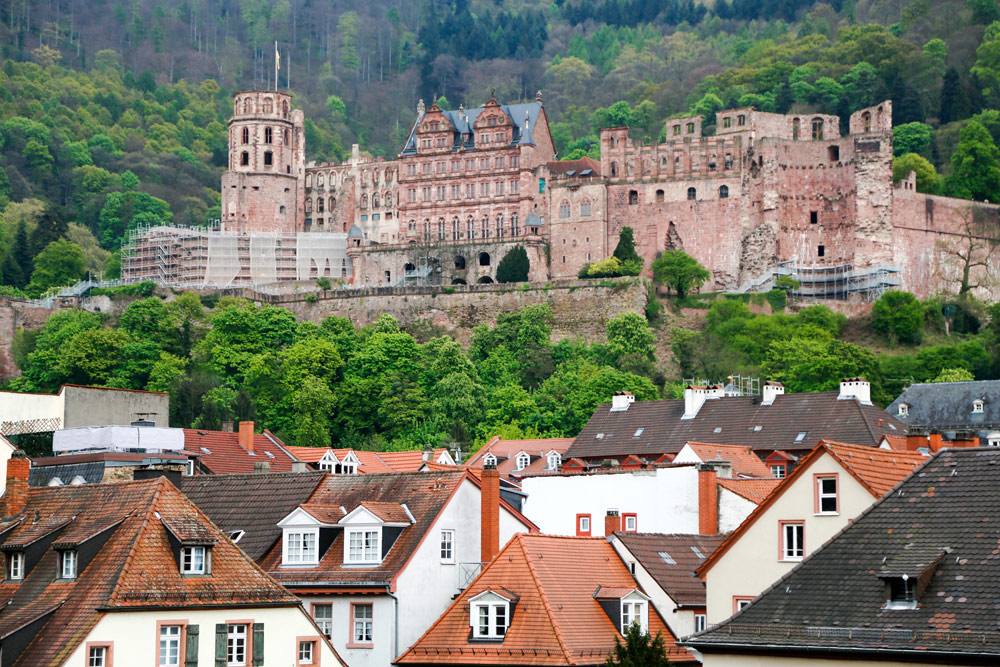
[389,590,400,661]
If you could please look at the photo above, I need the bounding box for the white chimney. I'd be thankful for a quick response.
[762,381,785,406]
[838,377,871,405]
[683,386,709,419]
[610,392,635,412]
[707,384,725,399]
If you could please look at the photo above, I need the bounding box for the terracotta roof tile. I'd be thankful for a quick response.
[682,442,775,477]
[716,478,781,503]
[614,533,723,607]
[185,428,296,474]
[357,501,413,523]
[397,534,694,665]
[468,438,575,483]
[299,504,346,524]
[283,447,455,473]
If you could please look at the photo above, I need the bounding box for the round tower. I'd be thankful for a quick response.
[221,90,305,234]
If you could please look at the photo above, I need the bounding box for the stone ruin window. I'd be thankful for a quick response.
[424,220,431,241]
[496,214,504,239]
[284,129,290,145]
[306,174,313,187]
[243,98,253,114]
[719,185,729,199]
[452,217,460,240]
[305,198,312,213]
[360,194,368,210]
[317,173,324,187]
[329,197,336,210]
[373,193,380,208]
[818,245,825,257]
[737,114,746,126]
[723,117,731,128]
[282,100,289,118]
[455,255,466,270]
[793,118,800,140]
[317,198,324,213]
[482,215,490,239]
[628,190,639,205]
[812,118,824,141]
[656,189,665,203]
[279,205,286,214]
[863,112,872,133]
[262,97,273,114]
[673,124,681,136]
[709,154,717,171]
[512,213,519,236]
[559,200,571,218]
[686,122,695,134]
[467,217,475,239]
[479,252,491,266]
[687,187,697,201]
[810,211,818,224]
[725,153,733,169]
[385,193,392,207]
[828,146,840,162]
[610,162,618,177]
[438,218,446,240]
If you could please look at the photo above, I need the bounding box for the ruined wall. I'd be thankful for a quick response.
[0,298,70,379]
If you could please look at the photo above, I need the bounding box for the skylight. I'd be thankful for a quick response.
[596,433,604,439]
[794,431,808,443]
[265,451,275,459]
[658,551,676,565]
[753,425,763,432]
[691,546,705,559]
[713,427,722,434]
[633,427,645,438]
[200,447,212,455]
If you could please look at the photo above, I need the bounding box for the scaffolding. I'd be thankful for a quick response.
[737,261,901,301]
[122,225,352,288]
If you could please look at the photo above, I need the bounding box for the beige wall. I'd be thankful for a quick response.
[62,386,170,428]
[703,654,954,667]
[705,452,876,624]
[63,605,343,666]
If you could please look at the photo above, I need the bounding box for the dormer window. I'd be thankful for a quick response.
[470,591,511,639]
[7,552,23,580]
[347,529,380,563]
[885,576,917,609]
[181,546,209,575]
[284,529,319,565]
[973,400,984,414]
[547,451,561,470]
[898,403,909,417]
[483,453,497,466]
[515,452,530,471]
[621,595,648,634]
[60,549,77,579]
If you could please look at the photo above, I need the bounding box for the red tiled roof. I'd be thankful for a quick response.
[682,442,774,478]
[185,428,296,474]
[468,437,575,483]
[716,477,781,503]
[397,534,694,665]
[880,434,910,451]
[299,504,346,524]
[0,478,298,667]
[357,501,413,523]
[283,447,455,473]
[545,156,602,177]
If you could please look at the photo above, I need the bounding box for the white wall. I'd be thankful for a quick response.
[62,605,342,666]
[705,452,877,624]
[521,467,701,536]
[718,488,757,533]
[304,593,394,667]
[610,537,700,639]
[0,390,63,431]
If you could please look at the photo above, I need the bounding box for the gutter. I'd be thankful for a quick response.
[389,590,400,661]
[681,640,1000,663]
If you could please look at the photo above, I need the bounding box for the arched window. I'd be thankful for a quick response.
[559,200,571,218]
[317,198,324,213]
[482,215,490,239]
[282,100,289,118]
[438,218,445,240]
[581,198,592,216]
[687,187,697,201]
[360,194,368,210]
[812,118,824,140]
[512,213,519,236]
[385,168,392,182]
[467,216,475,239]
[725,153,733,169]
[455,255,466,269]
[306,174,312,187]
[329,197,336,211]
[496,214,504,239]
[372,193,380,208]
[279,205,286,214]
[863,112,871,133]
[305,198,312,213]
[372,169,379,184]
[452,217,460,240]
[243,98,252,114]
[479,252,491,266]
[719,185,729,199]
[317,173,324,187]
[655,189,664,203]
[262,97,273,114]
[242,127,249,144]
[384,192,392,208]
[515,452,530,471]
[792,118,800,140]
[628,190,638,205]
[423,219,431,241]
[611,162,618,177]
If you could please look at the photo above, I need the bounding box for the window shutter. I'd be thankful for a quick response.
[185,625,199,667]
[214,624,227,667]
[252,623,264,666]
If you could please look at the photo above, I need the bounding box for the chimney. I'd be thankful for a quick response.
[838,377,872,405]
[4,450,30,518]
[221,420,234,432]
[707,384,725,399]
[697,464,719,535]
[253,461,270,474]
[605,509,621,536]
[239,421,254,454]
[683,386,708,420]
[292,461,309,473]
[422,443,434,463]
[762,381,784,406]
[928,432,944,452]
[481,463,500,564]
[610,391,635,412]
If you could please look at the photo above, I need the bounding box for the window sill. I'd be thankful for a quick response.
[814,512,839,517]
[441,560,456,566]
[346,643,374,650]
[780,557,803,563]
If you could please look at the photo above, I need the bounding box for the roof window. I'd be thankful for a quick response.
[515,452,530,471]
[691,546,705,559]
[658,551,676,565]
[794,431,808,443]
[713,427,722,434]
[898,403,908,417]
[633,428,645,438]
[753,425,763,432]
[973,400,984,413]
[596,433,604,439]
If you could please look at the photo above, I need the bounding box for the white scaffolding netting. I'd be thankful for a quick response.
[296,233,350,280]
[206,233,241,287]
[250,233,278,284]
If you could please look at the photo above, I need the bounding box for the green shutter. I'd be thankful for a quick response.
[185,625,199,667]
[215,623,227,667]
[252,623,264,666]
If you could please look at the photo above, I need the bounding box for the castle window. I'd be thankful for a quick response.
[686,122,695,133]
[360,194,368,210]
[725,154,733,169]
[279,205,285,214]
[306,174,312,187]
[262,97,273,114]
[482,215,489,239]
[818,245,825,257]
[317,198,324,213]
[828,145,840,162]
[373,193,380,208]
[863,112,871,132]
[812,118,824,140]
[243,98,252,113]
[810,211,818,224]
[424,220,430,241]
[467,217,475,239]
[512,213,519,236]
[611,162,618,177]
[241,152,249,166]
[723,117,731,128]
[687,187,697,201]
[719,185,729,199]
[317,173,324,187]
[539,178,545,193]
[453,217,460,240]
[264,151,273,166]
[581,199,592,216]
[792,118,800,140]
[242,127,249,144]
[385,193,392,207]
[282,100,289,118]
[559,200,571,218]
[438,218,445,240]
[628,190,638,205]
[284,129,290,145]
[264,127,273,144]
[496,214,504,239]
[455,255,466,270]
[329,197,336,210]
[709,155,717,170]
[738,114,746,126]
[305,199,312,213]
[656,189,664,203]
[673,124,681,136]
[479,252,491,266]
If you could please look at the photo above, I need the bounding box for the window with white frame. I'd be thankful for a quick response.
[347,529,381,563]
[60,550,77,579]
[781,522,804,561]
[973,400,985,413]
[159,625,182,667]
[7,552,23,581]
[440,529,455,563]
[313,604,332,637]
[620,595,648,634]
[470,591,510,639]
[482,453,497,466]
[623,514,638,532]
[816,476,838,514]
[515,452,530,470]
[88,646,107,667]
[284,529,319,565]
[547,451,561,470]
[353,603,373,643]
[694,614,706,633]
[735,597,753,612]
[989,432,1000,447]
[898,403,908,417]
[298,640,315,664]
[227,623,247,666]
[181,546,207,574]
[770,464,786,478]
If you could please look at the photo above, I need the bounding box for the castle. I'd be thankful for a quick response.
[122,90,1000,302]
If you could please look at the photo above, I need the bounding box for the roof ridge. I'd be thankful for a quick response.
[107,477,166,606]
[519,534,575,664]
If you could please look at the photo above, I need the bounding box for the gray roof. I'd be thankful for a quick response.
[401,101,543,155]
[347,224,364,239]
[28,462,105,487]
[685,448,1000,663]
[888,380,1000,432]
[179,471,327,561]
[525,211,544,226]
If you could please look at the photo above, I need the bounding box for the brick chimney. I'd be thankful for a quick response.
[481,463,500,564]
[698,464,718,535]
[4,450,30,518]
[928,432,944,452]
[239,421,254,454]
[605,509,621,536]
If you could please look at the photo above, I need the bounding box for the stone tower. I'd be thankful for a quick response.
[221,90,305,233]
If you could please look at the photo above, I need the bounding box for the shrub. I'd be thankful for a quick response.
[316,277,331,290]
[765,288,787,312]
[871,290,924,344]
[304,293,318,303]
[497,246,530,283]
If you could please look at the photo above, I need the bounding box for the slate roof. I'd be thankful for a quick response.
[684,448,1000,662]
[679,442,775,478]
[179,471,327,561]
[397,534,695,665]
[566,392,906,460]
[889,380,1000,431]
[0,477,297,667]
[716,478,780,503]
[401,100,544,155]
[28,462,105,487]
[184,428,297,474]
[614,533,724,608]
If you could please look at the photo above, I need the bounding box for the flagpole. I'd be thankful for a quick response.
[274,41,278,92]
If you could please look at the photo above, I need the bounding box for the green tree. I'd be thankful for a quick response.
[892,123,932,157]
[652,251,710,298]
[932,367,975,382]
[496,246,530,283]
[970,0,1000,24]
[946,121,1000,202]
[613,226,642,264]
[606,312,656,362]
[606,623,673,667]
[871,291,925,344]
[893,153,938,193]
[27,239,87,295]
[972,21,1000,106]
[2,221,31,288]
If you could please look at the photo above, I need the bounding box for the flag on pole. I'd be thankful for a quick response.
[275,41,280,70]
